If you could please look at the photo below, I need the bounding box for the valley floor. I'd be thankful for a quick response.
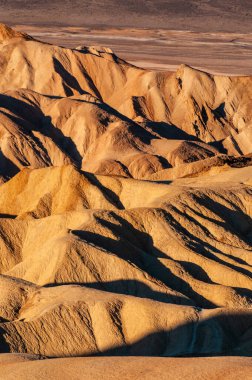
[14,25,252,75]
[0,355,252,380]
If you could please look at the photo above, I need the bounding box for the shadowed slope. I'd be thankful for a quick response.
[0,25,252,366]
[0,166,251,310]
[0,278,252,357]
[0,24,252,183]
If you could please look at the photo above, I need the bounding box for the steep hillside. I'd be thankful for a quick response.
[0,24,252,183]
[0,24,251,374]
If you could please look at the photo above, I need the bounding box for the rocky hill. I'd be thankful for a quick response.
[0,24,252,378]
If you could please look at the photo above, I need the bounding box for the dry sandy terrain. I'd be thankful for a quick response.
[11,25,252,75]
[0,355,252,380]
[0,23,251,378]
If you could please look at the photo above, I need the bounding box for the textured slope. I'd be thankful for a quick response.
[0,24,252,369]
[0,166,252,311]
[0,24,252,182]
[1,277,252,357]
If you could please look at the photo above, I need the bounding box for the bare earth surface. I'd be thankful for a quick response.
[11,25,252,75]
[1,0,252,74]
[0,355,252,380]
[1,1,252,32]
[0,23,251,378]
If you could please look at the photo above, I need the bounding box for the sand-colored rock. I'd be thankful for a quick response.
[0,24,31,43]
[0,278,252,357]
[0,24,252,182]
[0,24,251,375]
[0,165,251,309]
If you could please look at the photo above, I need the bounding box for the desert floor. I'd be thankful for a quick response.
[14,25,252,75]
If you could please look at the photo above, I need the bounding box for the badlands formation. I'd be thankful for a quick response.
[0,23,252,378]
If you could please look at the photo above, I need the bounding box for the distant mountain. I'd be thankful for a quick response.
[0,0,252,32]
